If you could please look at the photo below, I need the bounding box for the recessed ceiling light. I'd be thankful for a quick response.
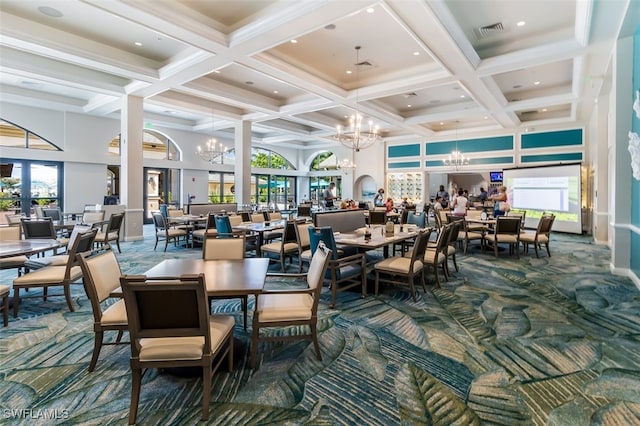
[440,122,444,125]
[484,116,488,119]
[291,39,298,44]
[534,81,540,85]
[38,6,63,18]
[134,42,143,47]
[273,90,279,94]
[460,95,465,98]
[346,70,353,74]
[517,21,526,27]
[407,104,412,108]
[366,8,375,13]
[541,108,547,112]
[413,51,420,56]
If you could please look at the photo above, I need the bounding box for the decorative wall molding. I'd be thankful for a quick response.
[629,131,640,180]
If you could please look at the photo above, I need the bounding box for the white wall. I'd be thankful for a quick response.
[64,162,107,212]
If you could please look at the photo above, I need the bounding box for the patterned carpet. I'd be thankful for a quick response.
[1,225,640,425]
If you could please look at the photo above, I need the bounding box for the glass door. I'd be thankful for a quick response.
[144,167,180,223]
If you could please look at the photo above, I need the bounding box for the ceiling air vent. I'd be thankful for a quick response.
[475,22,506,39]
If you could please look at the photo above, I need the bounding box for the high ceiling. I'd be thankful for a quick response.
[0,0,637,150]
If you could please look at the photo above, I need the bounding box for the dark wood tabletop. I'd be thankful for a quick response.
[143,258,270,296]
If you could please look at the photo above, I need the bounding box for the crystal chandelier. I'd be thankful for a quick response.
[197,109,226,164]
[442,121,470,170]
[334,46,382,152]
[337,158,356,173]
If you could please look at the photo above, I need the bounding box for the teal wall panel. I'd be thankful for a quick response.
[388,144,420,158]
[425,135,513,155]
[388,161,420,169]
[521,152,582,163]
[521,129,583,149]
[631,26,640,229]
[632,232,640,280]
[425,156,512,168]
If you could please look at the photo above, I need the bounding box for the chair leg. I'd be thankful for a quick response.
[64,284,75,312]
[43,286,48,301]
[433,265,441,288]
[310,321,322,360]
[89,331,104,372]
[2,293,8,326]
[374,270,380,295]
[115,238,122,253]
[241,296,248,331]
[250,321,259,369]
[13,287,20,318]
[227,335,234,372]
[545,243,551,257]
[452,253,459,272]
[420,269,427,292]
[201,364,211,420]
[153,237,158,251]
[129,367,142,425]
[408,273,417,302]
[116,330,124,343]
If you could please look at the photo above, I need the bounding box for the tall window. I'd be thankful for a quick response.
[251,174,296,209]
[207,172,235,203]
[226,147,296,170]
[308,151,341,205]
[310,151,339,171]
[0,159,63,215]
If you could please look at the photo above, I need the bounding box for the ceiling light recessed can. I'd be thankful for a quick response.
[291,39,298,43]
[517,21,526,27]
[534,81,540,85]
[366,8,375,13]
[413,51,420,56]
[134,42,142,46]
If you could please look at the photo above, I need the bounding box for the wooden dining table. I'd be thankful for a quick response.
[333,225,420,257]
[232,220,287,255]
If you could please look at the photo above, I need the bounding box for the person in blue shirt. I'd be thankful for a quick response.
[373,188,385,207]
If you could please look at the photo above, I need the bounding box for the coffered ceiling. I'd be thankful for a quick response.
[0,0,637,150]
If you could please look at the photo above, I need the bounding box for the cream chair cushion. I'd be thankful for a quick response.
[100,299,127,326]
[374,257,423,274]
[261,241,298,254]
[256,293,313,322]
[13,265,82,286]
[138,315,234,362]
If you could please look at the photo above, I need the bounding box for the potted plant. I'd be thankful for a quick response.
[0,199,15,225]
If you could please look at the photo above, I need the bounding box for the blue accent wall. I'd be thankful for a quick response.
[521,129,583,149]
[521,152,583,163]
[426,135,513,155]
[388,144,420,158]
[388,161,420,169]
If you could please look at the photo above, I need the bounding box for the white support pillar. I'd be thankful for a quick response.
[121,95,144,241]
[234,120,252,206]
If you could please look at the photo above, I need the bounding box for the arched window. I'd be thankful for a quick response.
[310,151,339,171]
[0,118,61,151]
[108,129,181,161]
[225,147,295,170]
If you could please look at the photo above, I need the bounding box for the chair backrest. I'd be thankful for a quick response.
[202,234,245,260]
[240,212,251,222]
[435,224,452,255]
[295,221,311,249]
[495,216,521,235]
[68,224,93,248]
[537,214,555,236]
[7,214,25,226]
[159,204,169,219]
[214,215,233,236]
[120,273,211,358]
[21,217,56,239]
[250,213,265,223]
[406,211,426,228]
[152,213,167,232]
[369,210,386,225]
[466,209,482,219]
[168,209,184,218]
[42,208,62,220]
[446,213,465,224]
[82,210,105,224]
[228,215,243,226]
[306,241,332,297]
[106,212,125,234]
[78,247,123,319]
[447,220,463,245]
[410,228,432,264]
[282,220,297,244]
[400,209,409,225]
[0,224,21,240]
[308,226,339,260]
[268,212,282,221]
[297,205,312,217]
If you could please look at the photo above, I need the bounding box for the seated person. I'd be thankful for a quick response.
[384,197,395,213]
[348,199,359,209]
[433,196,444,212]
[339,200,350,210]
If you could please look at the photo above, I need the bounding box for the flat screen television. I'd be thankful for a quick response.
[489,171,503,182]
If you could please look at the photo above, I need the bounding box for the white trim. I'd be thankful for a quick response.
[609,264,640,290]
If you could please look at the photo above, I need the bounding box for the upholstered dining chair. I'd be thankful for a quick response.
[94,212,125,253]
[42,207,63,221]
[77,246,127,372]
[308,226,366,309]
[119,273,234,424]
[0,224,28,277]
[484,216,522,258]
[422,223,451,288]
[21,217,65,254]
[152,212,187,251]
[520,214,555,258]
[0,284,9,327]
[191,212,217,246]
[374,228,432,301]
[202,233,249,329]
[260,220,299,271]
[369,210,386,225]
[12,228,97,317]
[251,241,331,369]
[81,210,105,225]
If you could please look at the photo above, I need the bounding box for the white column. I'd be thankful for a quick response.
[610,36,633,273]
[121,95,144,241]
[234,120,252,206]
[593,94,610,244]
